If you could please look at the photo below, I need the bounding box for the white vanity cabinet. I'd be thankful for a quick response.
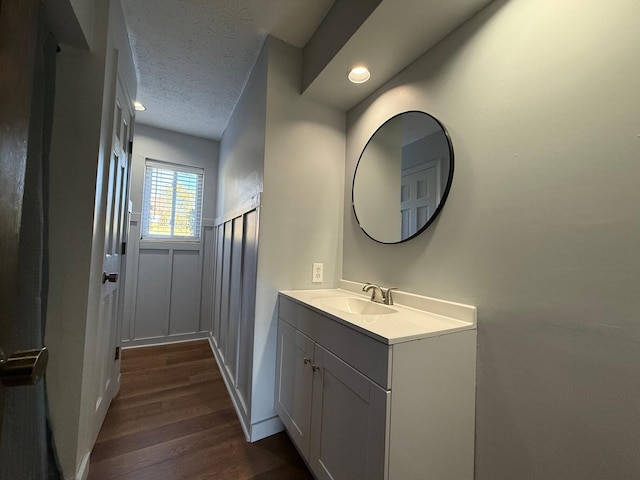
[275,291,477,480]
[276,319,388,480]
[275,319,314,457]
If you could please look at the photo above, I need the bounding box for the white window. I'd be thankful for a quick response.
[142,160,204,240]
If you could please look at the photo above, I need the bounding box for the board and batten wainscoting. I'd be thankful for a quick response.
[122,194,266,442]
[209,194,261,441]
[121,213,217,345]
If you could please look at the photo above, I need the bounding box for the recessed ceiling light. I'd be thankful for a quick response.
[134,101,146,111]
[348,66,370,84]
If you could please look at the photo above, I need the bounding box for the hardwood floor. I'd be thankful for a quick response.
[88,340,314,480]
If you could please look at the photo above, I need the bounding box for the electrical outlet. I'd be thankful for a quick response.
[312,263,323,283]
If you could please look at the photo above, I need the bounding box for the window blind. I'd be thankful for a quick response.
[142,160,204,239]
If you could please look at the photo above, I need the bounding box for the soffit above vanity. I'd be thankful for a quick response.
[301,0,495,111]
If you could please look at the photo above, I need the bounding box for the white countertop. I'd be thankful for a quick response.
[279,287,476,345]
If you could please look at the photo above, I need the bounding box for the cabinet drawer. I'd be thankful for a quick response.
[279,294,391,389]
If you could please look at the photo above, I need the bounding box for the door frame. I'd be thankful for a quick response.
[91,71,135,443]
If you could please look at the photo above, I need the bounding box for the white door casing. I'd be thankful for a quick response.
[93,76,133,432]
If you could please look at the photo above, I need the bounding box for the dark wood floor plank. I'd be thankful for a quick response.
[88,340,313,480]
[113,436,286,480]
[91,408,238,462]
[96,388,231,441]
[90,422,244,479]
[118,358,218,396]
[105,378,224,412]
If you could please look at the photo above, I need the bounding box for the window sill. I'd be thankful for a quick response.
[139,239,202,250]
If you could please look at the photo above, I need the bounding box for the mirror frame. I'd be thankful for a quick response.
[352,110,455,244]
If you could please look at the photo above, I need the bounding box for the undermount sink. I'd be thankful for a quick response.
[321,297,397,316]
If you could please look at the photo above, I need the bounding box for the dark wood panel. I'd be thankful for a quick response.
[88,340,313,480]
[0,0,40,442]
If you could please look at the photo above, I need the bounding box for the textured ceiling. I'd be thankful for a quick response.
[121,0,335,140]
[121,0,494,141]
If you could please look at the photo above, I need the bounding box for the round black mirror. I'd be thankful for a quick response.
[352,111,454,244]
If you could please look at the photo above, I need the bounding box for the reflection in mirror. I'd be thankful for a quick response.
[352,111,454,244]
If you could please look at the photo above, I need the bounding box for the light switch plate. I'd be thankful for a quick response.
[312,263,323,283]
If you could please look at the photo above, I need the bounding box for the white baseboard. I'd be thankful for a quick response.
[206,337,252,441]
[74,451,90,480]
[249,415,284,442]
[121,331,210,348]
[205,336,284,444]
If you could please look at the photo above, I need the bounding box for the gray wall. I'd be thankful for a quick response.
[343,0,640,478]
[217,44,267,217]
[254,36,345,424]
[216,36,345,437]
[123,124,220,345]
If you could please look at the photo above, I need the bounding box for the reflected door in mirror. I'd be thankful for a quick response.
[400,159,440,239]
[352,111,454,244]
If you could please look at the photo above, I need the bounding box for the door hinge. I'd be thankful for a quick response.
[128,141,133,154]
[115,346,121,360]
[121,241,127,255]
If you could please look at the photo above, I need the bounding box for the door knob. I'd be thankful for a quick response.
[0,347,48,387]
[102,272,118,284]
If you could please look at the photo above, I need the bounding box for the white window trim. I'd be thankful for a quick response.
[141,159,205,242]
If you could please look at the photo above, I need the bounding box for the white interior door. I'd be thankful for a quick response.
[94,77,133,429]
[400,159,441,239]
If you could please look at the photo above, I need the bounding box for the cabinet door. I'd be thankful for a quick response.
[310,345,389,480]
[275,319,315,457]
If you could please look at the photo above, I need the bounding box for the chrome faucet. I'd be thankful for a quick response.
[363,283,399,305]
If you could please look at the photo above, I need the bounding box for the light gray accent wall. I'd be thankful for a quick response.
[252,36,345,426]
[215,36,345,439]
[344,0,640,478]
[123,124,219,345]
[217,44,268,217]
